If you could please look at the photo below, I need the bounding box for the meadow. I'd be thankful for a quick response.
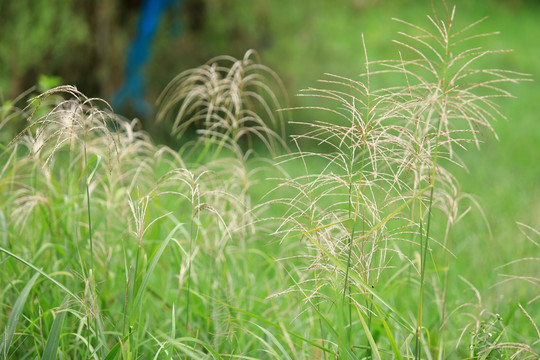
[1,2,539,359]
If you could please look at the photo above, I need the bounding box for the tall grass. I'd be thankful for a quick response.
[267,4,528,358]
[0,3,537,359]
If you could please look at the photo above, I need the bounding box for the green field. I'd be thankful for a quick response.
[1,1,539,359]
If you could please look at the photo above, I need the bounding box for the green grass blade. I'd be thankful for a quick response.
[193,290,336,356]
[356,305,381,360]
[132,223,183,320]
[373,303,402,360]
[103,331,134,360]
[1,272,40,357]
[252,323,293,360]
[103,342,121,360]
[243,328,286,360]
[78,154,101,184]
[0,247,80,302]
[163,336,223,359]
[43,297,69,360]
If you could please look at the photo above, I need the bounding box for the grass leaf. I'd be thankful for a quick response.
[42,297,69,360]
[0,247,80,302]
[131,223,183,323]
[1,272,40,357]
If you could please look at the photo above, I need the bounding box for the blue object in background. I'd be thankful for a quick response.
[113,0,181,118]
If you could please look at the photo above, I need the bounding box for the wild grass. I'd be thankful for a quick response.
[0,3,537,359]
[156,49,289,157]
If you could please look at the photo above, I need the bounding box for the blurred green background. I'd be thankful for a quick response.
[1,0,538,114]
[1,0,539,299]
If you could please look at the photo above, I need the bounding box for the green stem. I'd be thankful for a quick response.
[186,192,198,331]
[82,133,98,351]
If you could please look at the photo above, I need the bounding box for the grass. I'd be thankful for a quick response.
[1,2,539,359]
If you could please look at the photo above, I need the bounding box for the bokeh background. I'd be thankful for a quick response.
[2,1,538,116]
[1,0,539,296]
